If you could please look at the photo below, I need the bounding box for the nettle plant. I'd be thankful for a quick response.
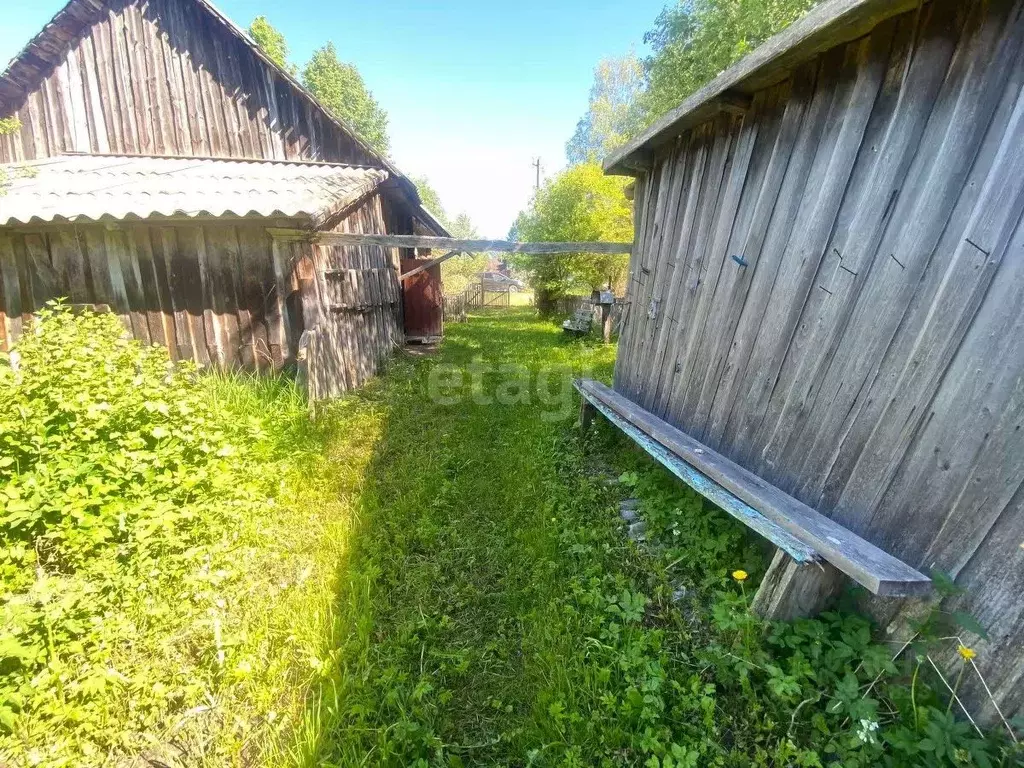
[612,468,1022,768]
[0,304,262,751]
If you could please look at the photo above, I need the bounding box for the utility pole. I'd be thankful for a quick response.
[532,157,541,190]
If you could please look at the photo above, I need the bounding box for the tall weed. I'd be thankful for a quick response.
[0,305,345,765]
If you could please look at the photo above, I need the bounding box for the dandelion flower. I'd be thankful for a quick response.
[732,570,748,582]
[957,644,976,661]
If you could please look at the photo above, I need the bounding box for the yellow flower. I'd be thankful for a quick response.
[957,645,976,661]
[732,570,748,582]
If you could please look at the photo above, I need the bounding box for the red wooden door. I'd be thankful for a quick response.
[400,258,443,339]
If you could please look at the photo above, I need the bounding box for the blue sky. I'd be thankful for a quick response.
[0,0,666,236]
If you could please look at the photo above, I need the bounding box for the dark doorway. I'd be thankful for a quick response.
[400,258,443,340]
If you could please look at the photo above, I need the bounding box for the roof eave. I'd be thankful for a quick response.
[413,203,452,238]
[310,169,389,230]
[0,155,392,227]
[604,0,921,176]
[0,212,315,227]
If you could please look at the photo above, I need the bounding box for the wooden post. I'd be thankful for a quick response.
[595,290,615,343]
[295,244,320,331]
[601,302,613,343]
[751,549,846,620]
[296,327,311,397]
[580,398,597,431]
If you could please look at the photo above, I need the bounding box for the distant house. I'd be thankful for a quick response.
[0,0,447,395]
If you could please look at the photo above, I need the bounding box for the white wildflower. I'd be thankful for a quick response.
[856,718,879,745]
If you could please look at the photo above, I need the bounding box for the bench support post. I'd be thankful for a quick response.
[580,398,597,431]
[752,549,846,620]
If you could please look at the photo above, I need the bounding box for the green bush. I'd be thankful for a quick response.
[1,305,252,568]
[0,304,268,762]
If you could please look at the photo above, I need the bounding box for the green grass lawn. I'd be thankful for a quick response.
[292,308,628,764]
[2,307,1017,767]
[286,308,1018,767]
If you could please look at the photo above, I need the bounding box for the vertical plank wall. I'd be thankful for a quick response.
[302,194,405,399]
[0,196,408,383]
[0,0,377,166]
[615,0,1024,719]
[0,219,299,368]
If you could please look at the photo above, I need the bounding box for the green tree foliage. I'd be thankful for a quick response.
[642,0,816,120]
[247,21,388,154]
[248,16,297,75]
[566,53,645,165]
[412,175,446,223]
[514,163,632,312]
[0,119,28,195]
[303,42,390,155]
[441,213,490,294]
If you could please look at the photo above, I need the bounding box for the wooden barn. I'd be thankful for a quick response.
[0,0,449,396]
[586,0,1024,721]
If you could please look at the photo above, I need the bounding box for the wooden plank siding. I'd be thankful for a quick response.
[305,193,405,399]
[613,0,1024,721]
[0,0,377,166]
[0,219,282,367]
[0,193,408,386]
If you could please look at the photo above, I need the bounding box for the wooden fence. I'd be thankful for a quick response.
[444,281,513,315]
[477,289,511,308]
[464,281,511,309]
[443,292,468,323]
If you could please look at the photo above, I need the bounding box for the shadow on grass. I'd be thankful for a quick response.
[288,309,617,765]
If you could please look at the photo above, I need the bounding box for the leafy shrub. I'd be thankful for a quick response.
[0,305,270,762]
[1,306,250,569]
[534,455,1024,768]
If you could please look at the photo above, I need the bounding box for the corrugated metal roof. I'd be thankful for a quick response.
[0,154,388,226]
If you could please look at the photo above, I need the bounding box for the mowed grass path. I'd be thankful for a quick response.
[298,308,635,765]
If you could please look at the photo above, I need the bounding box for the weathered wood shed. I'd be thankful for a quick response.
[604,0,1024,721]
[0,0,448,395]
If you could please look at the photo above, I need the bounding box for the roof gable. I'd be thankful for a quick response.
[0,0,447,234]
[0,0,387,166]
[0,0,108,104]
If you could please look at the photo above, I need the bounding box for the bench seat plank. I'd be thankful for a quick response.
[581,386,819,564]
[576,378,931,597]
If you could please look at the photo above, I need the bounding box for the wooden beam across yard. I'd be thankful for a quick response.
[314,232,633,254]
[575,378,932,598]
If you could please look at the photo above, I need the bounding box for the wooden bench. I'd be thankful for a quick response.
[562,304,593,336]
[575,379,931,616]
